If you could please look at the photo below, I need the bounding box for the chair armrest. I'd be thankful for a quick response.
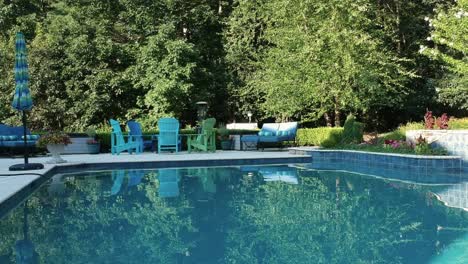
[185,134,199,139]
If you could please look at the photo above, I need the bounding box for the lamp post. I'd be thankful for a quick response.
[247,111,252,123]
[195,101,208,133]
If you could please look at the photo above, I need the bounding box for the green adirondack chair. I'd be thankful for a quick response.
[109,119,140,155]
[187,118,216,153]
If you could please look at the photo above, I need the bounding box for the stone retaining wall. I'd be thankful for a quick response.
[406,130,468,159]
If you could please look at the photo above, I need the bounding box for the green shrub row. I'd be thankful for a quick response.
[449,117,468,129]
[296,127,344,147]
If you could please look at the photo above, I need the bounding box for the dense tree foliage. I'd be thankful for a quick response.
[422,0,468,111]
[0,0,466,131]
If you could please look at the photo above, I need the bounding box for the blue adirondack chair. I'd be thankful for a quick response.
[158,168,180,198]
[111,170,126,195]
[128,170,145,187]
[157,117,180,153]
[109,119,140,155]
[127,120,156,152]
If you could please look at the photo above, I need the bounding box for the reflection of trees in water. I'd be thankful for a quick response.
[0,167,467,263]
[223,169,468,264]
[0,170,196,263]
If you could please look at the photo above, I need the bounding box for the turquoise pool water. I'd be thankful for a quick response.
[0,164,467,263]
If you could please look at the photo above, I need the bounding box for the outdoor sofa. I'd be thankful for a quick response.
[240,122,298,150]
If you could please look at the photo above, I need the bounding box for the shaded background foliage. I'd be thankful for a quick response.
[0,0,466,131]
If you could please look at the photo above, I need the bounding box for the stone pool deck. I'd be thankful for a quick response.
[0,150,310,207]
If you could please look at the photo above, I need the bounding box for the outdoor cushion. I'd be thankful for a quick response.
[21,135,40,140]
[1,135,18,141]
[259,131,275,136]
[276,131,290,136]
[2,141,36,147]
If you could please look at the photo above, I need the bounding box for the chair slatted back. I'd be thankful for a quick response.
[158,118,180,146]
[110,119,125,146]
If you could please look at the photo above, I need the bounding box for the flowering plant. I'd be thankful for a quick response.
[424,110,435,129]
[37,131,72,148]
[424,110,450,130]
[435,113,450,129]
[383,139,414,150]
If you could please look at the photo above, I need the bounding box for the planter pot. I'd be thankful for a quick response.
[220,140,233,150]
[46,144,66,164]
[86,143,100,154]
[62,137,101,154]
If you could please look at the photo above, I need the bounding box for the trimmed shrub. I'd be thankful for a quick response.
[296,127,343,147]
[341,115,363,144]
[380,122,424,141]
[449,117,468,129]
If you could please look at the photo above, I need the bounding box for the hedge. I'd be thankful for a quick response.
[296,127,344,147]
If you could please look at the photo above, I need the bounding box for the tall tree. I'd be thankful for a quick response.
[234,0,412,125]
[422,0,468,112]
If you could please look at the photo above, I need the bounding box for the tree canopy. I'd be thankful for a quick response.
[0,0,466,131]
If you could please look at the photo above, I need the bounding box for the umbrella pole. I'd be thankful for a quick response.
[22,111,29,165]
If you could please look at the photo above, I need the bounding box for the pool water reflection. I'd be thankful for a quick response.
[0,164,467,263]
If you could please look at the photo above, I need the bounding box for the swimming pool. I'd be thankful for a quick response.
[0,164,467,263]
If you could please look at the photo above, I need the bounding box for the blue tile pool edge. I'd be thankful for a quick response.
[0,156,311,220]
[290,148,467,174]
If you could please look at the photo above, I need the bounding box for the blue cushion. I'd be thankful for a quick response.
[264,131,273,136]
[2,141,36,147]
[1,135,18,141]
[22,135,40,140]
[258,131,264,136]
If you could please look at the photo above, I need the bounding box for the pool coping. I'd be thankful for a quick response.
[0,155,311,219]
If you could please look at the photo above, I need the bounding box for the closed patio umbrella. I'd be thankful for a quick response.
[9,32,43,171]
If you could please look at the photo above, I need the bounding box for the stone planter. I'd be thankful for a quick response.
[46,144,66,164]
[62,137,100,154]
[86,143,101,154]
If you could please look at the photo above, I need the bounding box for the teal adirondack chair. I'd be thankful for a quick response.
[187,118,216,153]
[109,119,140,155]
[157,117,180,153]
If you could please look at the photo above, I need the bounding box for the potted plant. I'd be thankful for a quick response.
[37,131,71,164]
[85,127,100,154]
[217,127,232,150]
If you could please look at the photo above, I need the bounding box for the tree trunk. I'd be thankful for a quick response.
[334,99,341,127]
[324,112,333,127]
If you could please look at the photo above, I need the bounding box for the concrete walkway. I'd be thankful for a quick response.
[0,150,308,205]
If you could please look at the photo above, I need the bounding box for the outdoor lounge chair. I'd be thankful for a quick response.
[157,117,180,153]
[127,120,155,152]
[187,118,216,153]
[109,119,140,155]
[0,124,39,154]
[240,122,298,150]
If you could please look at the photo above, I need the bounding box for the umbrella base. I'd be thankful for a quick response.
[9,163,44,171]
